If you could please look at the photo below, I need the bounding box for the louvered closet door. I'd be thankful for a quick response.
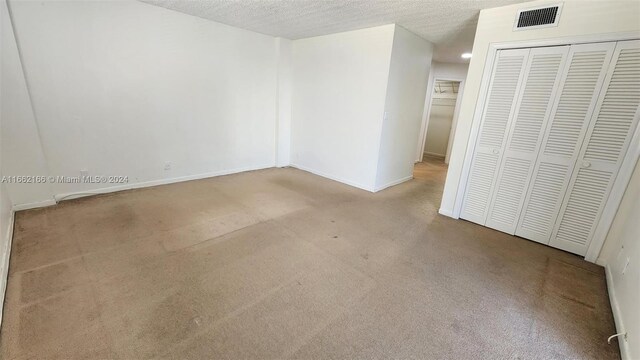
[515,42,616,244]
[460,49,529,224]
[550,40,640,255]
[485,46,569,234]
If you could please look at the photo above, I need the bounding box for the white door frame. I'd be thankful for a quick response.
[451,31,640,263]
[417,76,466,163]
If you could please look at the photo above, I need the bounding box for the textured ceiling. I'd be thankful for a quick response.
[140,0,531,63]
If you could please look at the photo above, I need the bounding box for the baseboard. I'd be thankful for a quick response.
[373,175,413,192]
[54,163,275,202]
[0,209,15,329]
[11,164,275,209]
[289,163,374,192]
[12,199,57,211]
[438,208,456,218]
[605,265,630,359]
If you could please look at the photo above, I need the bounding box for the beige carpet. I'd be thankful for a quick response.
[0,160,620,359]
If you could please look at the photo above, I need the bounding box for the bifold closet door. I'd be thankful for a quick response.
[484,46,569,234]
[460,49,529,224]
[515,42,616,244]
[550,40,640,255]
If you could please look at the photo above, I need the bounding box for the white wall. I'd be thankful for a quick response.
[375,26,433,191]
[417,61,468,163]
[440,0,640,217]
[1,0,54,208]
[7,0,280,202]
[276,38,293,167]
[0,0,16,328]
[598,160,640,360]
[291,25,395,191]
[428,62,469,82]
[7,2,432,201]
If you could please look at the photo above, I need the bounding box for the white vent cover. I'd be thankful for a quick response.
[514,4,562,31]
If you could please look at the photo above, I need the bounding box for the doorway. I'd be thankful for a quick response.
[418,79,464,164]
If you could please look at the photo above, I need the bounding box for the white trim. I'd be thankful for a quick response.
[605,265,630,359]
[452,31,640,250]
[585,96,640,262]
[513,3,563,32]
[0,209,15,329]
[12,199,56,211]
[53,164,275,203]
[10,165,276,210]
[417,76,466,164]
[289,163,374,192]
[373,175,413,192]
[490,32,640,51]
[438,208,454,217]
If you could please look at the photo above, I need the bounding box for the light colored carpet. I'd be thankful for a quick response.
[0,160,620,359]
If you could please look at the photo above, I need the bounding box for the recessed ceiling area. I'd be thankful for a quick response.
[139,0,531,63]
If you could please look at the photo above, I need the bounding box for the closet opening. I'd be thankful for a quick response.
[414,78,465,182]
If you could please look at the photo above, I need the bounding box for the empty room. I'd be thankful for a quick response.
[1,0,639,359]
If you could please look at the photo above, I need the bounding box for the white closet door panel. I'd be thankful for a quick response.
[486,46,569,233]
[518,161,571,238]
[551,40,640,255]
[543,47,615,157]
[461,49,529,224]
[462,153,500,221]
[515,42,616,243]
[551,167,613,254]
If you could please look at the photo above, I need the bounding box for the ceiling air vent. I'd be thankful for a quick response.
[514,4,562,30]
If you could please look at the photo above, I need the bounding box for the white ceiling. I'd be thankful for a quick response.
[140,0,531,63]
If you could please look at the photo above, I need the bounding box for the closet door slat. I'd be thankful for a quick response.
[550,40,640,255]
[460,49,529,224]
[515,42,616,244]
[485,46,569,234]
